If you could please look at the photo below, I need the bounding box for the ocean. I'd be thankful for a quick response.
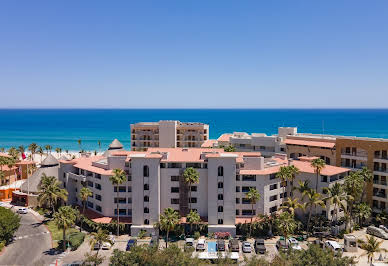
[0,109,388,151]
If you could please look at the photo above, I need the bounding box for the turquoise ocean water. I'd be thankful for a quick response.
[0,109,388,151]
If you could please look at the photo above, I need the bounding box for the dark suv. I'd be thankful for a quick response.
[216,239,225,251]
[254,239,266,254]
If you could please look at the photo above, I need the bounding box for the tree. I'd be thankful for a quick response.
[276,212,297,247]
[277,166,291,197]
[296,180,311,201]
[38,146,44,163]
[98,140,101,152]
[159,208,180,248]
[18,145,25,156]
[77,139,82,151]
[354,202,371,227]
[8,147,19,160]
[0,207,21,244]
[287,165,300,198]
[246,187,261,237]
[38,174,68,214]
[344,171,364,229]
[89,228,110,259]
[79,187,93,231]
[186,209,201,234]
[53,206,77,251]
[323,183,347,223]
[183,167,199,211]
[109,168,126,236]
[305,189,325,231]
[223,145,236,152]
[359,235,387,263]
[359,167,373,202]
[6,158,16,184]
[0,156,13,185]
[311,158,326,192]
[280,197,305,216]
[44,145,52,154]
[28,143,38,162]
[55,147,62,156]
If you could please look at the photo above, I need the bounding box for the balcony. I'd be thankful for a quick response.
[374,179,388,186]
[374,168,388,175]
[341,152,368,161]
[67,172,86,182]
[373,191,386,199]
[374,156,388,163]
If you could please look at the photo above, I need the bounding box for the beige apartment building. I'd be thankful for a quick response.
[130,120,209,151]
[59,142,349,237]
[336,137,388,214]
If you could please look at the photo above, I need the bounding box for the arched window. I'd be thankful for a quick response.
[218,166,224,176]
[218,182,223,189]
[143,165,149,177]
[218,194,223,200]
[144,195,149,202]
[218,206,223,212]
[218,219,223,224]
[144,219,149,225]
[144,207,149,213]
[144,184,149,190]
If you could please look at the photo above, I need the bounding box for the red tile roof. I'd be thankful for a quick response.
[284,139,335,149]
[217,134,232,142]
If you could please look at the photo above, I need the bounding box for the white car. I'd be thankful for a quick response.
[102,235,115,250]
[379,225,388,233]
[17,207,28,214]
[325,240,342,252]
[288,237,302,250]
[242,241,252,253]
[196,239,206,251]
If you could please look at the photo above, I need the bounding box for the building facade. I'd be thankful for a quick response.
[130,120,209,151]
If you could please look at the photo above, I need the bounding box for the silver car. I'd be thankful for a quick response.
[242,241,252,253]
[367,226,388,240]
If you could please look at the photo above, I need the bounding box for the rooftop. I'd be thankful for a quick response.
[284,138,335,149]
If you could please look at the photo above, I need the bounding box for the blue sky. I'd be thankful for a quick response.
[0,1,387,108]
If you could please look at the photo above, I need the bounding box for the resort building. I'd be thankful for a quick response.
[336,137,388,214]
[58,143,349,237]
[130,120,209,151]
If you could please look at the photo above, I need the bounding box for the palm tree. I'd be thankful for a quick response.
[53,206,78,251]
[358,235,387,263]
[6,157,16,185]
[311,158,326,192]
[77,139,82,152]
[98,140,101,153]
[354,202,371,227]
[109,168,126,236]
[38,174,68,214]
[277,212,297,248]
[183,167,199,212]
[280,197,305,216]
[287,165,300,198]
[323,183,347,223]
[18,145,25,157]
[276,166,291,197]
[159,207,180,248]
[89,228,110,257]
[79,187,93,231]
[359,167,373,202]
[44,145,52,154]
[0,156,11,185]
[8,147,19,160]
[55,147,62,156]
[344,171,364,229]
[38,146,44,163]
[246,187,261,237]
[186,209,201,235]
[28,143,38,163]
[305,189,325,231]
[296,180,311,201]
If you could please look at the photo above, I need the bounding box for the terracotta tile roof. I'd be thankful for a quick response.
[147,148,224,163]
[284,139,335,148]
[239,166,283,175]
[81,206,132,224]
[16,160,35,165]
[298,156,319,162]
[292,160,349,176]
[217,134,232,142]
[235,217,262,224]
[0,153,11,158]
[72,156,113,175]
[201,139,217,148]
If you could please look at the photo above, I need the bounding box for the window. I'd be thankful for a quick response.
[114,186,126,192]
[160,163,166,168]
[242,210,255,215]
[218,194,223,200]
[218,182,223,188]
[114,198,126,204]
[218,166,224,176]
[144,184,149,190]
[127,175,132,181]
[270,174,277,180]
[242,175,256,181]
[87,201,93,208]
[236,210,240,215]
[236,198,240,204]
[236,186,240,192]
[87,181,93,187]
[96,205,102,212]
[189,198,197,203]
[95,174,101,180]
[269,184,277,190]
[144,207,149,213]
[242,186,255,193]
[128,186,132,192]
[95,194,102,201]
[218,219,223,224]
[242,198,251,204]
[236,175,240,181]
[171,198,180,204]
[280,192,287,198]
[127,198,132,203]
[321,175,328,183]
[115,209,127,215]
[143,165,149,177]
[171,187,179,193]
[144,219,149,225]
[260,146,266,150]
[95,183,101,190]
[269,195,277,202]
[171,176,180,182]
[191,186,197,192]
[269,206,277,213]
[144,195,149,202]
[128,209,132,216]
[218,206,223,212]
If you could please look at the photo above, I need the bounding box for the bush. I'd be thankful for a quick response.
[77,215,130,235]
[0,241,5,252]
[138,230,147,239]
[0,207,21,244]
[68,232,85,250]
[193,231,200,240]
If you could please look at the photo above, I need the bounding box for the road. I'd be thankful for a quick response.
[0,209,54,266]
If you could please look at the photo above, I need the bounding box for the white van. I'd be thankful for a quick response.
[325,240,342,252]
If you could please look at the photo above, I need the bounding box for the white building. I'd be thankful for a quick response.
[130,120,209,151]
[59,140,349,237]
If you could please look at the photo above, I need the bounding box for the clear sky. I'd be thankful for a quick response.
[1,1,387,108]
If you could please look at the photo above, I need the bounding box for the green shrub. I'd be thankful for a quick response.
[0,240,5,252]
[193,231,200,240]
[0,207,20,244]
[138,230,147,239]
[68,232,85,251]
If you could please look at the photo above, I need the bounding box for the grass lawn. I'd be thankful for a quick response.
[46,220,80,248]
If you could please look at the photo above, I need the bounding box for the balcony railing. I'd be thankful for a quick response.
[374,168,388,173]
[374,180,388,186]
[341,152,368,157]
[373,192,386,198]
[67,172,86,182]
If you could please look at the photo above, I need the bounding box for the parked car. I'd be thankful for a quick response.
[379,225,388,233]
[126,239,137,251]
[242,241,252,253]
[216,239,225,251]
[276,239,289,250]
[254,239,266,254]
[228,239,239,252]
[196,239,206,251]
[367,226,388,240]
[325,240,342,252]
[288,237,302,250]
[101,242,112,250]
[93,243,101,250]
[63,261,83,266]
[17,207,28,214]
